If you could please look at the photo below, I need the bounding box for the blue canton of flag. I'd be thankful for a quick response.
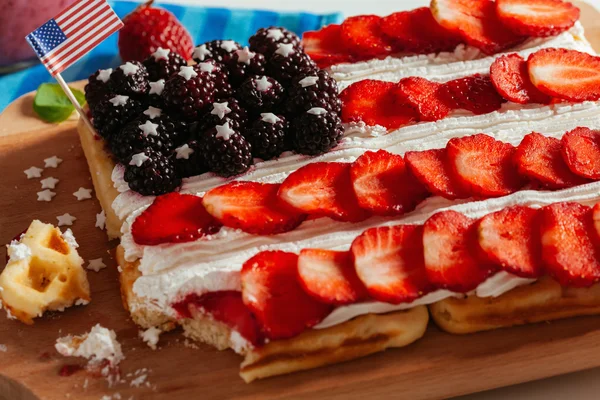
[26,20,68,60]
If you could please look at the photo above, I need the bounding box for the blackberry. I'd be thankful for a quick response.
[223,47,266,87]
[196,98,248,133]
[236,76,284,114]
[91,95,144,139]
[85,68,114,109]
[249,27,302,58]
[161,66,217,121]
[265,45,317,86]
[109,117,175,163]
[246,113,289,160]
[194,60,232,100]
[173,140,208,178]
[197,122,253,177]
[109,61,150,97]
[143,48,187,81]
[191,40,242,63]
[290,108,343,155]
[284,70,342,117]
[124,148,181,196]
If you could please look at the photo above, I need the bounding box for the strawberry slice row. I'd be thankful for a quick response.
[303,0,579,67]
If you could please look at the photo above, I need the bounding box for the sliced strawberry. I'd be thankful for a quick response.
[447,134,524,197]
[430,0,524,55]
[560,127,600,180]
[132,192,221,245]
[302,24,355,68]
[340,80,418,130]
[405,148,468,200]
[515,132,590,189]
[528,48,600,101]
[490,54,552,104]
[441,74,506,115]
[593,203,600,241]
[380,7,462,53]
[423,210,495,292]
[340,15,395,58]
[394,77,453,121]
[297,249,368,305]
[203,181,306,235]
[278,162,370,222]
[476,206,543,278]
[350,150,429,216]
[351,225,432,304]
[540,202,600,287]
[496,0,579,38]
[241,251,332,340]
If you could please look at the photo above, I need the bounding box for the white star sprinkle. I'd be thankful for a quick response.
[307,107,327,115]
[192,44,211,61]
[178,66,198,80]
[87,258,107,273]
[129,152,149,167]
[62,229,79,249]
[57,213,76,227]
[299,76,319,87]
[120,61,139,76]
[149,80,165,96]
[261,113,281,124]
[220,40,239,53]
[109,95,129,107]
[96,68,113,83]
[143,106,162,119]
[37,190,56,202]
[196,62,215,73]
[235,47,255,65]
[255,76,272,92]
[139,120,159,137]
[211,102,231,119]
[44,156,62,168]
[267,28,285,41]
[40,177,59,189]
[24,166,43,179]
[275,43,295,57]
[175,144,195,160]
[73,187,93,201]
[96,210,106,230]
[215,122,235,141]
[152,47,170,61]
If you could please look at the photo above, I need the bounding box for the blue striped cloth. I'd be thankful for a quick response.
[0,1,340,112]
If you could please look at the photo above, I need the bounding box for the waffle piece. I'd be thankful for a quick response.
[429,277,600,334]
[0,221,90,324]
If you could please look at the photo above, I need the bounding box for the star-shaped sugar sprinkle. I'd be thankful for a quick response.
[178,66,198,80]
[149,80,165,96]
[261,113,281,124]
[267,28,285,41]
[275,43,295,57]
[109,95,129,107]
[37,190,56,202]
[87,258,107,273]
[57,213,76,227]
[307,107,327,115]
[192,44,211,61]
[152,47,170,61]
[97,68,113,83]
[143,106,162,120]
[120,61,139,76]
[299,76,319,87]
[73,187,93,201]
[40,177,59,189]
[196,62,215,73]
[129,152,150,167]
[24,166,43,179]
[235,47,255,65]
[220,40,239,53]
[215,122,235,141]
[139,120,159,137]
[96,210,106,230]
[211,102,231,119]
[62,229,79,249]
[44,156,62,168]
[175,144,195,160]
[255,76,272,92]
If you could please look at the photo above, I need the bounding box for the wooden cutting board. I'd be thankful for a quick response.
[2,3,600,399]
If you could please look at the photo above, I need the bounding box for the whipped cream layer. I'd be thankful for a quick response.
[331,23,593,89]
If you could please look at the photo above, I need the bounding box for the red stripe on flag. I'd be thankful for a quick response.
[59,0,106,33]
[55,0,96,23]
[60,3,110,36]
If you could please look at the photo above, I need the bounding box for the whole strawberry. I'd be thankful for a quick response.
[118,0,193,62]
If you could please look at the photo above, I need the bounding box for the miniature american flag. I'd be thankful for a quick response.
[26,0,123,76]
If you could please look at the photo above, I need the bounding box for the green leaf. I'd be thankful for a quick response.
[33,83,86,123]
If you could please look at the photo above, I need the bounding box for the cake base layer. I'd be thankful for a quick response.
[429,277,600,334]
